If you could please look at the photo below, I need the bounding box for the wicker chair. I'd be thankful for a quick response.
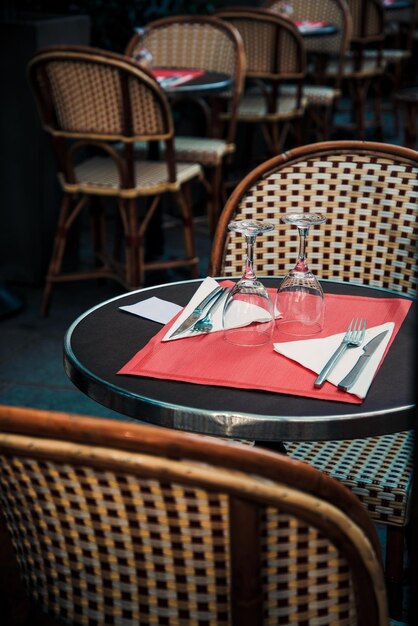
[262,0,352,140]
[213,8,307,161]
[126,16,245,234]
[0,404,390,625]
[28,46,203,316]
[334,0,388,138]
[210,140,418,619]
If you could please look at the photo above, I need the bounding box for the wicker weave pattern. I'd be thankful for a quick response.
[0,457,231,625]
[223,18,302,76]
[261,510,356,624]
[60,157,202,197]
[142,24,237,76]
[43,60,167,138]
[46,60,124,136]
[220,153,418,297]
[263,0,349,54]
[0,453,366,625]
[347,0,382,39]
[285,431,414,526]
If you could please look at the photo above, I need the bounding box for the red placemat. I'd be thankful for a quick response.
[295,20,327,28]
[152,69,204,86]
[118,291,411,404]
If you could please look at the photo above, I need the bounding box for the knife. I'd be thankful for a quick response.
[169,285,224,338]
[337,331,389,391]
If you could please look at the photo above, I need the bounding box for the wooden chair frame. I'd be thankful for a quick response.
[0,405,389,625]
[28,45,202,315]
[126,15,246,234]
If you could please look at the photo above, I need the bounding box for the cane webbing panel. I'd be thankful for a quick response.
[261,510,356,624]
[59,157,202,197]
[219,153,418,297]
[141,23,237,77]
[0,453,362,625]
[217,16,304,77]
[263,0,349,55]
[0,457,230,625]
[41,60,167,138]
[347,0,383,39]
[285,431,414,527]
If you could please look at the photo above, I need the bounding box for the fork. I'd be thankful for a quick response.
[191,287,229,333]
[314,318,367,389]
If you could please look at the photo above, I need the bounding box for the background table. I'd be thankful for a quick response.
[64,278,416,442]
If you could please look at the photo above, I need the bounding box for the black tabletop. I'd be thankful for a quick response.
[64,279,416,442]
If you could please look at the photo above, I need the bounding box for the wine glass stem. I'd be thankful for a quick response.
[243,235,257,280]
[296,227,309,272]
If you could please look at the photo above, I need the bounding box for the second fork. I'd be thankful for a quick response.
[313,318,367,389]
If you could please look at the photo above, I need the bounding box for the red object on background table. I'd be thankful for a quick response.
[118,289,411,405]
[152,68,205,87]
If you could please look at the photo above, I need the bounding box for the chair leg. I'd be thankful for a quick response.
[372,78,383,141]
[174,186,199,278]
[385,525,405,620]
[208,164,223,237]
[90,196,106,267]
[126,197,140,288]
[42,194,73,317]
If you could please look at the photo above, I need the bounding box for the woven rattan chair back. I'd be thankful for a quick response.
[263,0,352,57]
[347,0,385,43]
[126,15,245,147]
[28,46,202,315]
[0,405,389,626]
[210,140,418,298]
[215,8,306,81]
[29,46,175,183]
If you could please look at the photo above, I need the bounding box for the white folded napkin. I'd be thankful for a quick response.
[274,322,394,399]
[120,297,182,324]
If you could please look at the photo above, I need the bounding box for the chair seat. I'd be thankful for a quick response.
[281,84,341,106]
[285,430,414,526]
[60,156,202,198]
[173,136,232,167]
[326,57,388,79]
[230,93,307,122]
[347,49,411,63]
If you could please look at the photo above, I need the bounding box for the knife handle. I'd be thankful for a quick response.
[337,354,369,391]
[197,285,223,311]
[314,343,347,389]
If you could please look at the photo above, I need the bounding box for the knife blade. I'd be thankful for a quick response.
[169,285,223,338]
[337,330,389,391]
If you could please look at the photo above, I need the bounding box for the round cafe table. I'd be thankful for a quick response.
[64,278,416,442]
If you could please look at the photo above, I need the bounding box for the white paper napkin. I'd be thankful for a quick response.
[274,322,394,399]
[120,297,182,324]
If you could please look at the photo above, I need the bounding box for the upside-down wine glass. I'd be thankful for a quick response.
[223,219,275,346]
[275,212,327,336]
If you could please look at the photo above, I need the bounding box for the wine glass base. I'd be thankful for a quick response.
[224,327,272,346]
[277,320,323,336]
